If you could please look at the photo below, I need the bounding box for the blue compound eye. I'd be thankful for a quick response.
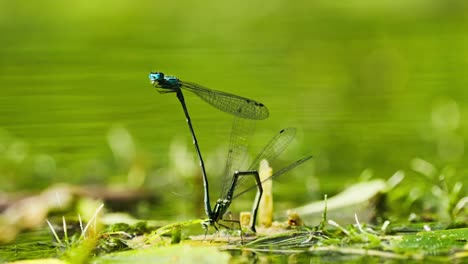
[149,72,163,81]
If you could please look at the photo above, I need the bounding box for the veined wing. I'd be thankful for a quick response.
[248,128,297,171]
[219,117,255,197]
[180,81,269,120]
[233,155,313,199]
[230,127,297,194]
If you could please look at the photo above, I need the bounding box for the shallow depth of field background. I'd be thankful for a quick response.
[1,1,467,219]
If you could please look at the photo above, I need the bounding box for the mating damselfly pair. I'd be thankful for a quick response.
[149,72,312,233]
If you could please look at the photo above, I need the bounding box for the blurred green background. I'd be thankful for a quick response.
[1,1,467,218]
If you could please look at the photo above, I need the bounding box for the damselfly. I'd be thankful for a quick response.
[149,72,269,221]
[202,117,312,232]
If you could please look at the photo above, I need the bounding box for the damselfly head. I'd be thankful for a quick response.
[149,72,164,84]
[201,219,212,229]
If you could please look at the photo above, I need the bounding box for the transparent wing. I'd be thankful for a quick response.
[180,81,269,120]
[233,155,313,199]
[219,117,256,197]
[229,127,297,194]
[248,128,297,171]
